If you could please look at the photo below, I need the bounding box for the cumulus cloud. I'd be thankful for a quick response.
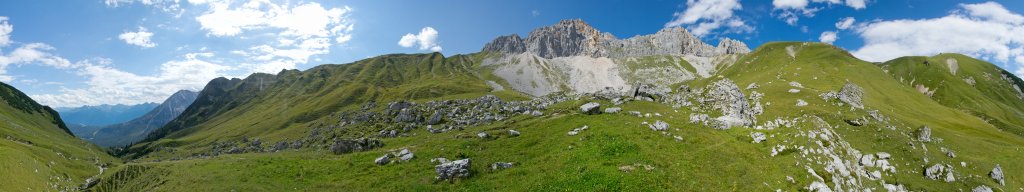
[772,0,868,25]
[664,0,753,37]
[118,27,156,48]
[32,54,231,107]
[819,31,837,44]
[104,0,184,17]
[835,17,856,30]
[851,1,1024,77]
[0,17,11,47]
[398,27,442,52]
[191,0,355,73]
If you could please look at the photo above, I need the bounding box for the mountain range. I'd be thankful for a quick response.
[0,19,1021,191]
[83,90,198,147]
[57,102,159,137]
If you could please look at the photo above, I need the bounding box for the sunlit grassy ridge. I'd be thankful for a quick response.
[0,82,117,191]
[92,42,1024,191]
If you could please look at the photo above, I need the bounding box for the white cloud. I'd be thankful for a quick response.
[852,2,1024,78]
[189,1,354,73]
[845,0,867,10]
[32,54,231,107]
[836,17,856,30]
[773,0,808,10]
[104,0,184,17]
[398,27,442,52]
[959,1,1024,24]
[118,27,156,48]
[664,0,752,37]
[0,43,75,81]
[772,0,868,25]
[819,31,837,44]
[0,16,11,47]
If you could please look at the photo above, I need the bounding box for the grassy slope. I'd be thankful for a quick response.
[128,53,499,159]
[0,82,118,191]
[97,43,1024,191]
[879,54,1024,136]
[713,42,1024,191]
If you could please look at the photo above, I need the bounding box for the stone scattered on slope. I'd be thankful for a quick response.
[972,185,993,192]
[580,102,601,115]
[436,159,472,181]
[751,132,767,143]
[330,138,384,155]
[924,164,955,182]
[788,89,801,93]
[991,164,1005,186]
[604,107,622,114]
[844,118,865,126]
[491,162,514,170]
[649,120,669,131]
[398,148,415,161]
[427,110,443,125]
[568,125,589,136]
[839,82,865,109]
[375,154,391,165]
[698,79,755,128]
[917,125,932,142]
[789,81,804,88]
[477,132,490,139]
[508,130,520,137]
[796,99,808,106]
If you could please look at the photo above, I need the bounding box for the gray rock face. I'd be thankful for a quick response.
[918,125,932,142]
[330,138,383,155]
[375,154,391,165]
[436,159,472,180]
[604,107,622,114]
[398,148,414,161]
[482,34,526,54]
[649,120,669,131]
[580,102,601,115]
[481,19,750,59]
[491,162,514,170]
[751,132,767,143]
[972,185,994,192]
[427,110,443,125]
[991,164,1005,186]
[839,82,865,109]
[524,19,607,58]
[716,38,751,54]
[924,164,945,180]
[701,79,756,128]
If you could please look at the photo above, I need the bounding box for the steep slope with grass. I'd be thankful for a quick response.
[92,20,1024,191]
[124,53,503,159]
[0,82,117,191]
[879,54,1024,136]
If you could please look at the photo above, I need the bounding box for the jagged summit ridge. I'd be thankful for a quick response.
[482,19,750,58]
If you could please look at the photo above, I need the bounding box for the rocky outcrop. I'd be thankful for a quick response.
[990,164,1004,186]
[436,159,472,181]
[482,34,526,54]
[523,19,608,58]
[481,19,750,59]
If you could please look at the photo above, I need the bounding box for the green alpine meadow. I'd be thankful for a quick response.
[2,1,1024,191]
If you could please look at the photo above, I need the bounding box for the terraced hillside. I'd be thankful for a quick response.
[0,82,118,191]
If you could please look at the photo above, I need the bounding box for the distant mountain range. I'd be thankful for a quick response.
[58,102,159,136]
[82,90,198,147]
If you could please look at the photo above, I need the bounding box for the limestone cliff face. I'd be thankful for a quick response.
[481,19,750,58]
[481,34,525,54]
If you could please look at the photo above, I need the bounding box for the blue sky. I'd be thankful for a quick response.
[1,0,1023,107]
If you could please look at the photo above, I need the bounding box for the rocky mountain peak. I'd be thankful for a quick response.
[523,19,607,58]
[481,19,750,59]
[716,38,750,54]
